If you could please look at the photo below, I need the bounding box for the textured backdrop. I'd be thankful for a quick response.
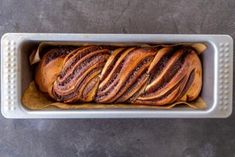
[0,0,235,157]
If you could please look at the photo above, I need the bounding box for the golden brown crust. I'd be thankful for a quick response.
[96,47,156,103]
[35,45,202,106]
[135,46,202,105]
[35,48,74,93]
[51,46,110,103]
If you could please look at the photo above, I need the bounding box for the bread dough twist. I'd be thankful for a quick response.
[35,45,202,105]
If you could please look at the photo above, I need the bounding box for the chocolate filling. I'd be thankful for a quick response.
[116,70,148,103]
[121,57,152,88]
[143,76,186,103]
[60,47,108,78]
[82,77,99,99]
[59,53,109,86]
[53,67,101,102]
[98,48,143,92]
[96,56,152,101]
[98,60,125,92]
[177,69,196,100]
[45,47,75,64]
[100,48,127,81]
[146,48,190,94]
[148,48,175,82]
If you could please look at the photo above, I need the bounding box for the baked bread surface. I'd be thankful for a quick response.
[35,45,202,105]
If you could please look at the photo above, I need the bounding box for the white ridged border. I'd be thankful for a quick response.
[3,39,17,112]
[218,42,230,111]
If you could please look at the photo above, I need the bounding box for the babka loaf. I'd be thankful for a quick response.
[35,45,202,106]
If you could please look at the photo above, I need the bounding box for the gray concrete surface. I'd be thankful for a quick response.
[0,0,235,156]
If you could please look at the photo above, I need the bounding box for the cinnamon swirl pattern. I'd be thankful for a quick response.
[35,45,202,106]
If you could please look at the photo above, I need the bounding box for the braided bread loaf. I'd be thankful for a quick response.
[35,45,202,106]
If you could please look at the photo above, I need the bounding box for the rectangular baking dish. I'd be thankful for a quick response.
[1,33,233,118]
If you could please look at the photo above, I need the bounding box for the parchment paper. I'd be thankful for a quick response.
[22,81,206,110]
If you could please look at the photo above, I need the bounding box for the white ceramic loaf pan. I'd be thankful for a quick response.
[1,33,233,118]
